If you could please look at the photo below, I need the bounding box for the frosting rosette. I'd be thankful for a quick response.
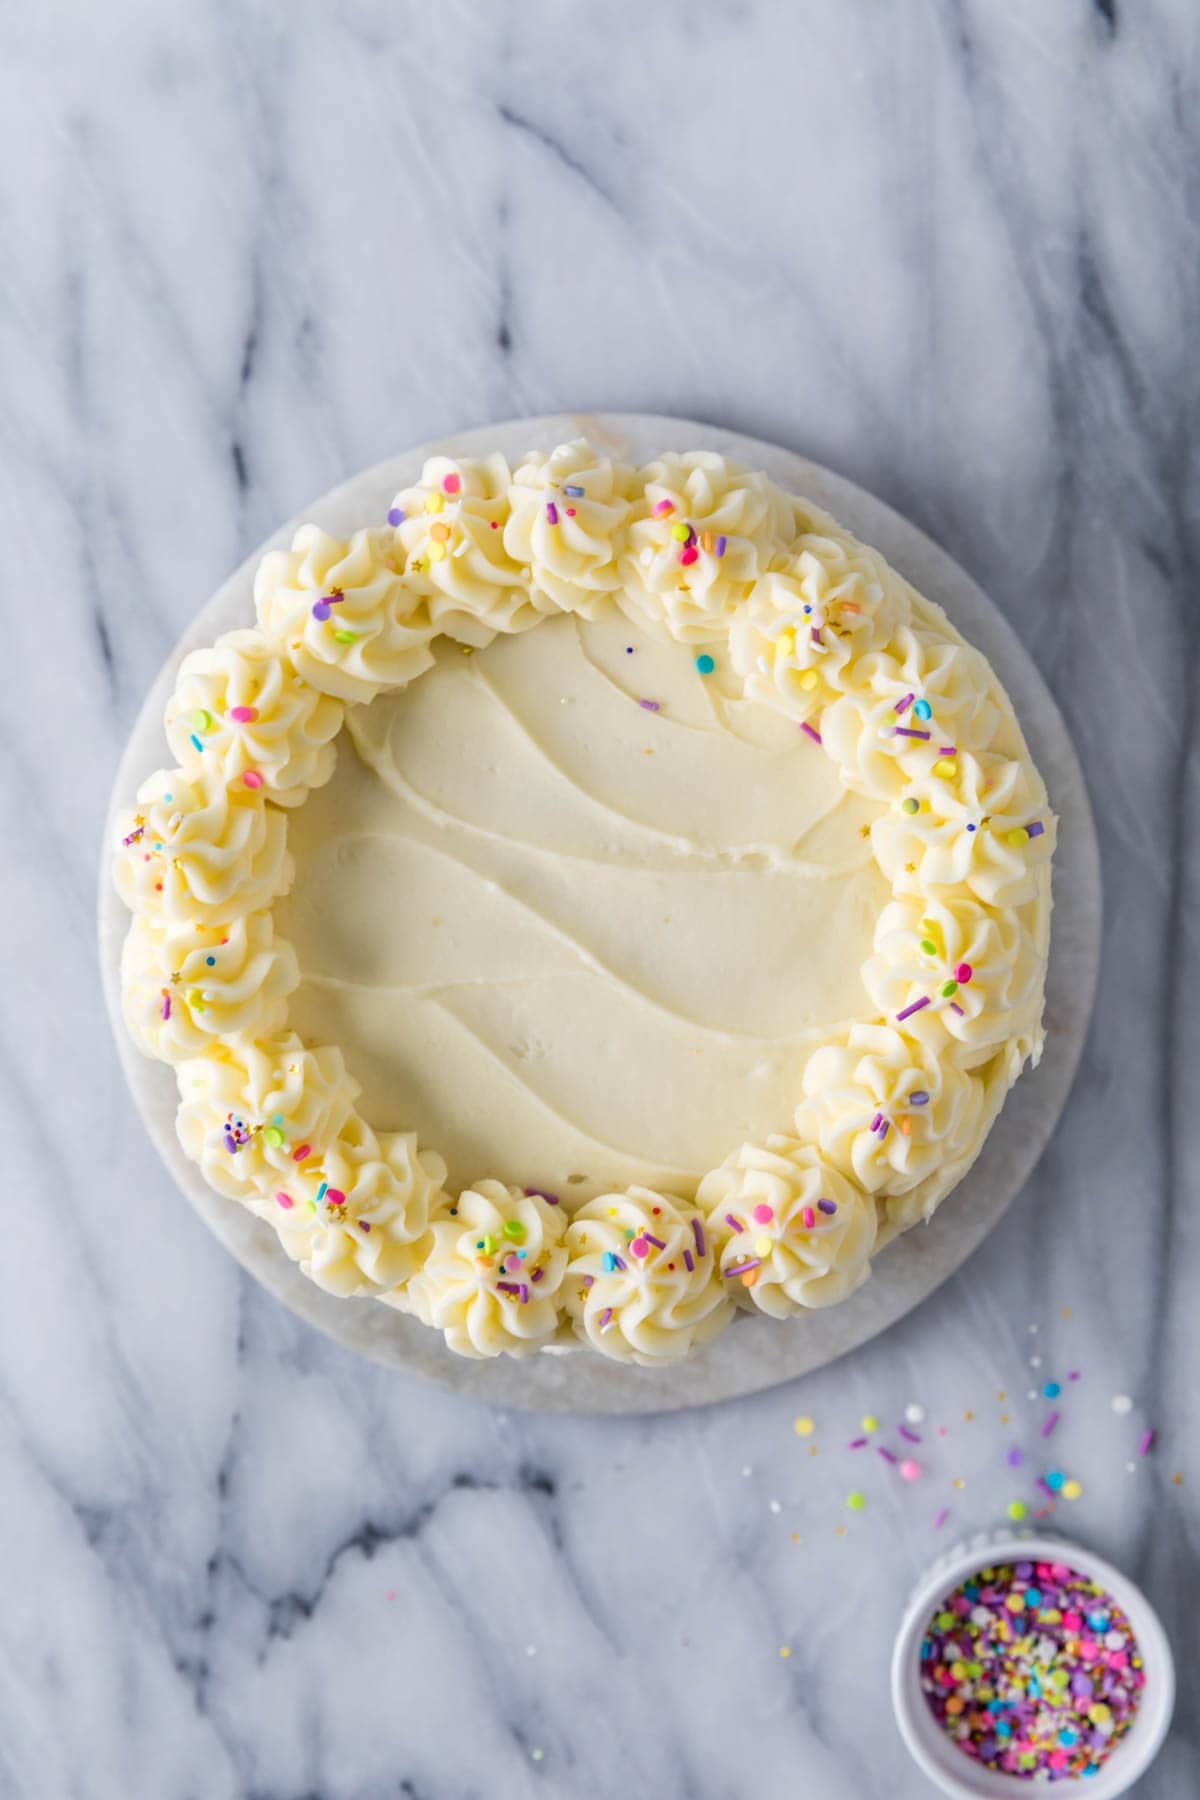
[820,628,1004,803]
[113,766,291,927]
[503,438,637,615]
[870,749,1053,908]
[120,910,298,1063]
[795,1024,986,1200]
[618,452,796,642]
[251,1119,446,1297]
[165,628,342,805]
[699,1139,876,1315]
[731,531,910,722]
[403,1181,568,1358]
[175,1032,359,1203]
[563,1190,733,1364]
[390,454,534,635]
[255,525,437,703]
[863,894,1046,1073]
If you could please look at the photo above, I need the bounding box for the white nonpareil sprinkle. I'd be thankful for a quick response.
[904,1403,926,1424]
[1111,1393,1133,1415]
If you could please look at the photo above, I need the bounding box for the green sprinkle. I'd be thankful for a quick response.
[263,1125,285,1148]
[503,1220,526,1243]
[1007,1499,1028,1520]
[191,709,213,732]
[920,939,937,955]
[846,1491,866,1512]
[941,980,958,997]
[332,629,357,644]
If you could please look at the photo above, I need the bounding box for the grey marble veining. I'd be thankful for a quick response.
[2,2,1197,1796]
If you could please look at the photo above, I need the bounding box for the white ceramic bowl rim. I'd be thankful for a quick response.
[891,1531,1175,1799]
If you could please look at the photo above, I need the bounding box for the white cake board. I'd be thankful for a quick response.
[98,414,1101,1414]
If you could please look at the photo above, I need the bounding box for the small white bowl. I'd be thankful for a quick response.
[891,1530,1174,1798]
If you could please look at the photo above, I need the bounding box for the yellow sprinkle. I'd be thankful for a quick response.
[861,1415,879,1434]
[1007,826,1030,847]
[846,1491,866,1512]
[754,1235,773,1257]
[429,522,451,543]
[779,1646,791,1659]
[953,1477,966,1490]
[425,492,444,513]
[671,522,690,542]
[428,542,447,562]
[934,760,957,779]
[1061,1305,1072,1319]
[1008,1500,1028,1520]
[1062,1478,1083,1501]
[775,630,795,657]
[799,670,819,690]
[793,1416,815,1437]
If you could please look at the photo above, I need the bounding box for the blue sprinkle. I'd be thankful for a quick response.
[1046,1470,1065,1491]
[206,956,216,966]
[316,1182,328,1203]
[914,699,932,720]
[1043,1380,1062,1398]
[602,1252,616,1273]
[1025,1587,1042,1607]
[190,734,204,753]
[695,654,716,676]
[563,484,585,498]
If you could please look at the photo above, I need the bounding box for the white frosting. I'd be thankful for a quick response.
[563,1190,732,1364]
[113,441,1055,1365]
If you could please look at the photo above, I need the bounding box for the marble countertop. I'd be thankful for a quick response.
[5,2,1196,1796]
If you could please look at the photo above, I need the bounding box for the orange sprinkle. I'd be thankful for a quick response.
[430,522,451,543]
[701,530,714,551]
[741,1269,759,1288]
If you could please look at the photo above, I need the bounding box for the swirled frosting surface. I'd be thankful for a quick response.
[277,610,889,1199]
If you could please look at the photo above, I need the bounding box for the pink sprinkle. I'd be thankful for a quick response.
[653,498,674,517]
[546,501,559,525]
[324,1188,346,1207]
[899,1459,922,1482]
[933,1507,949,1530]
[752,1204,774,1225]
[1138,1429,1155,1456]
[292,1144,311,1162]
[679,545,699,566]
[229,705,258,723]
[631,1237,650,1259]
[566,507,576,517]
[276,1192,293,1210]
[639,698,661,711]
[801,1205,816,1230]
[896,996,931,1022]
[800,722,822,745]
[894,694,914,716]
[725,1213,744,1234]
[1041,1410,1060,1438]
[242,769,263,789]
[954,962,973,984]
[443,472,461,495]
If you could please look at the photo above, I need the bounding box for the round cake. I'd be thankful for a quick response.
[112,441,1054,1365]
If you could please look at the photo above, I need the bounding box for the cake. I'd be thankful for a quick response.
[113,441,1054,1365]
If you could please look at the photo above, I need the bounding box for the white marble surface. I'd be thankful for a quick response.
[5,2,1197,1795]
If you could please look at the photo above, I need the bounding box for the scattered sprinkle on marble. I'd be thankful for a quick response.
[905,1402,927,1424]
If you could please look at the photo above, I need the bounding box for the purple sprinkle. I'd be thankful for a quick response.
[1026,820,1045,839]
[1138,1429,1155,1456]
[933,1507,949,1530]
[1067,1370,1082,1381]
[1036,1476,1056,1498]
[600,1306,614,1330]
[525,1187,560,1205]
[161,994,171,1020]
[895,693,914,716]
[1041,1411,1060,1439]
[725,1213,744,1234]
[896,996,931,1023]
[497,1280,522,1296]
[714,535,727,557]
[892,727,932,740]
[848,1437,868,1450]
[311,600,332,621]
[639,698,661,711]
[810,627,823,645]
[876,1119,890,1141]
[1007,1446,1025,1468]
[950,1002,966,1016]
[939,745,957,756]
[581,1275,594,1289]
[531,1267,543,1282]
[358,1220,371,1234]
[691,1217,706,1257]
[683,1249,694,1271]
[870,1113,883,1132]
[612,1255,627,1273]
[644,1233,666,1250]
[387,507,405,526]
[817,1198,837,1215]
[725,1259,761,1278]
[546,501,559,525]
[909,1090,930,1106]
[898,1424,922,1444]
[800,722,822,745]
[877,1447,898,1464]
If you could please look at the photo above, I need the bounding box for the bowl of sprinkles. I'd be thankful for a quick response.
[891,1533,1174,1797]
